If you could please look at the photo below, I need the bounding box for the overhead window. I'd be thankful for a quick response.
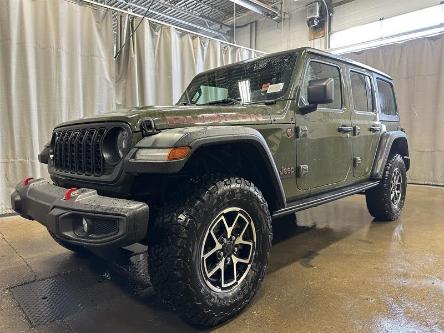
[350,71,373,112]
[377,79,397,116]
[331,4,444,53]
[301,61,342,110]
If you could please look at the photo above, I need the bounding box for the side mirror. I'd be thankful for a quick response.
[300,78,335,113]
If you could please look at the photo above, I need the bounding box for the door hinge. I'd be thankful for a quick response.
[297,165,309,177]
[353,157,362,168]
[353,125,361,136]
[296,126,308,139]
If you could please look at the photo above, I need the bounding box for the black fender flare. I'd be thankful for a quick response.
[371,130,410,179]
[125,126,286,210]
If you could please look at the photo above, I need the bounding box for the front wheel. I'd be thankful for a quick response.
[148,176,272,328]
[366,154,407,221]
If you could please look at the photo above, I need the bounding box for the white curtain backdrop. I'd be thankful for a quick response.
[346,34,444,185]
[115,15,261,107]
[0,0,115,213]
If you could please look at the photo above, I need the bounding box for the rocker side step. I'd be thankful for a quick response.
[272,181,380,219]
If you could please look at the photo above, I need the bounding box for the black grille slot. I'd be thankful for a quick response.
[92,220,119,236]
[94,128,106,176]
[53,126,110,177]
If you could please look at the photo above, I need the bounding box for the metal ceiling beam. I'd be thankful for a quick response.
[82,0,267,54]
[111,0,229,38]
[175,0,228,20]
[144,0,232,32]
[229,0,282,22]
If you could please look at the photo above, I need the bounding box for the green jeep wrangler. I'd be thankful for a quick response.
[11,47,409,328]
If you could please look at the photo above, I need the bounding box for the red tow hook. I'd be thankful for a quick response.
[21,177,34,186]
[64,188,78,201]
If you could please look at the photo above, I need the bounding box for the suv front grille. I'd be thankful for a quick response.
[53,127,107,176]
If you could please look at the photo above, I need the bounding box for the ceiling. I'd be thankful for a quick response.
[88,0,282,40]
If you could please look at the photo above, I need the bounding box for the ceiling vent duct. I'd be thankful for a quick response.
[306,2,323,29]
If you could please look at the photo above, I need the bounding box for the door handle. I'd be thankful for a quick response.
[338,125,353,133]
[369,125,381,133]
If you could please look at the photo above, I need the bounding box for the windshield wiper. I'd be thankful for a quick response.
[245,98,294,105]
[201,98,242,106]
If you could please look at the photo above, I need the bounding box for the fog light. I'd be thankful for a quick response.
[74,217,91,237]
[82,218,90,234]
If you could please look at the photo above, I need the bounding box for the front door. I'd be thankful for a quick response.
[295,59,353,190]
[348,69,380,178]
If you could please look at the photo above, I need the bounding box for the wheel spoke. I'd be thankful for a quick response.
[232,256,238,283]
[203,242,222,260]
[219,216,230,236]
[220,260,226,286]
[207,258,224,278]
[233,254,250,264]
[235,239,253,247]
[210,228,221,246]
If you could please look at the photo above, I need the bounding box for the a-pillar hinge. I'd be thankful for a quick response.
[296,126,308,139]
[297,165,309,177]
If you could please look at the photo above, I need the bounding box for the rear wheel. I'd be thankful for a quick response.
[366,154,407,221]
[148,176,272,328]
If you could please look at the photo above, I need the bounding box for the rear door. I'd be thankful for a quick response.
[295,58,353,190]
[348,68,380,178]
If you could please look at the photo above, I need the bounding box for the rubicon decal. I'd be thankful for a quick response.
[166,113,267,125]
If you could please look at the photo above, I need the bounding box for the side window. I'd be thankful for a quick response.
[377,79,397,116]
[350,71,373,112]
[301,61,342,110]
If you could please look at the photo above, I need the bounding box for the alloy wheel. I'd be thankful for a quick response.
[390,168,403,206]
[200,207,256,292]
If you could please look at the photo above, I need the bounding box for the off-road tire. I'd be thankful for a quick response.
[148,176,272,328]
[366,154,407,221]
[49,231,89,255]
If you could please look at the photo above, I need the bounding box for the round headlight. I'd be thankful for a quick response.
[116,129,129,158]
[103,127,129,164]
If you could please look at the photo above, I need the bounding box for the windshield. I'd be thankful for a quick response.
[177,53,297,106]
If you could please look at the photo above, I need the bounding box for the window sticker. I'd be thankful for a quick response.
[267,83,284,93]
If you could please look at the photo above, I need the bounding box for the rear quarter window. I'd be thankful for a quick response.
[350,71,373,112]
[377,79,397,116]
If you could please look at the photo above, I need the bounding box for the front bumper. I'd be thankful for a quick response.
[11,178,149,248]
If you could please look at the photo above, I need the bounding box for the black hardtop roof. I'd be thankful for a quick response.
[301,47,392,80]
[196,47,392,81]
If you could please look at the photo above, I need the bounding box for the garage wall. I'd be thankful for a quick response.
[234,1,318,53]
[346,34,444,185]
[0,0,115,214]
[236,0,441,53]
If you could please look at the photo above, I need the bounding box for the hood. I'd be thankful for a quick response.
[56,105,273,131]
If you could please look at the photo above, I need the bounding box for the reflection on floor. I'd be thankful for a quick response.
[1,185,443,332]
